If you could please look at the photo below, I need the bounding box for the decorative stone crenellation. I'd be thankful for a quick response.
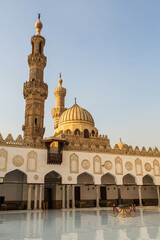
[55,131,160,158]
[0,133,46,149]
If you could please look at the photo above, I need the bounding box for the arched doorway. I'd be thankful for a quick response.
[142,175,157,206]
[1,170,27,210]
[76,172,95,208]
[101,173,117,207]
[122,174,139,205]
[44,171,62,209]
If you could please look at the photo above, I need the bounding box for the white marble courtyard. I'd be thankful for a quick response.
[0,208,160,240]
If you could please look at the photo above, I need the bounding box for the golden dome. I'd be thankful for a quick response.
[58,102,95,127]
[118,139,128,150]
[35,14,43,35]
[118,140,124,150]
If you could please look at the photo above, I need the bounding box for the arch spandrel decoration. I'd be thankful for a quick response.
[153,159,160,176]
[93,155,102,174]
[12,155,24,167]
[81,159,90,170]
[135,158,143,176]
[27,151,37,172]
[115,157,123,175]
[70,153,79,173]
[0,148,8,172]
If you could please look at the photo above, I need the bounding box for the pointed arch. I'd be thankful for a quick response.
[143,174,155,185]
[77,172,94,184]
[101,173,116,185]
[93,155,102,174]
[74,129,80,136]
[115,157,123,175]
[123,174,137,185]
[84,129,89,138]
[45,170,62,184]
[4,169,27,183]
[0,148,8,172]
[153,159,160,176]
[135,158,143,176]
[70,153,79,173]
[27,150,37,172]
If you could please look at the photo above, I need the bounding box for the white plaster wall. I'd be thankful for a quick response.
[0,146,160,187]
[62,151,160,185]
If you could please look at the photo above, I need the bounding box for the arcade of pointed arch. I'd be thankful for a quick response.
[0,144,160,184]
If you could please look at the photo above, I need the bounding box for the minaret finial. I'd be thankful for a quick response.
[58,73,62,87]
[75,98,77,104]
[120,137,121,142]
[35,13,43,35]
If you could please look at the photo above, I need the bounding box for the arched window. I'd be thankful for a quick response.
[91,130,95,137]
[84,129,89,138]
[39,42,41,54]
[35,118,37,126]
[66,129,71,134]
[74,129,80,136]
[32,42,34,54]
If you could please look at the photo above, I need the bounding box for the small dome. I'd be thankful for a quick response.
[35,14,43,35]
[118,139,128,150]
[118,140,124,150]
[58,103,94,127]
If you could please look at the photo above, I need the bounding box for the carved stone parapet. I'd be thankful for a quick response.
[23,80,48,99]
[54,87,66,97]
[60,132,160,157]
[28,55,46,68]
[0,133,46,149]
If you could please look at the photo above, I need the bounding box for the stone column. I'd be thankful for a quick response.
[117,186,122,205]
[157,185,160,206]
[27,184,32,210]
[34,184,38,210]
[138,185,143,207]
[96,185,100,208]
[39,184,43,210]
[62,185,66,209]
[67,185,70,209]
[72,185,75,209]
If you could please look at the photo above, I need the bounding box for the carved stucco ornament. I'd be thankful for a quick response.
[81,159,90,170]
[12,155,24,167]
[104,161,113,170]
[144,163,151,172]
[68,176,72,181]
[125,162,133,171]
[34,175,39,180]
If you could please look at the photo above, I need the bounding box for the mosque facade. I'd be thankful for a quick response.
[0,16,160,210]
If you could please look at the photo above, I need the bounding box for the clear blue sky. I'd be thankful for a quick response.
[0,0,160,149]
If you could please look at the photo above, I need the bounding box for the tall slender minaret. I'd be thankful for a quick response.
[22,15,48,142]
[52,74,67,129]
